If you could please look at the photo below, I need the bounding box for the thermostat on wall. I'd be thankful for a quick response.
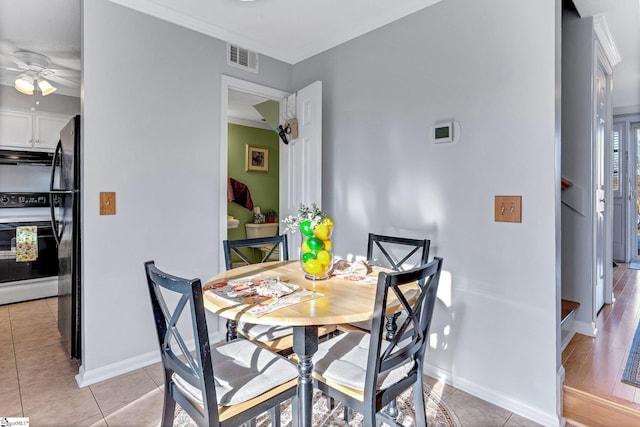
[431,120,461,144]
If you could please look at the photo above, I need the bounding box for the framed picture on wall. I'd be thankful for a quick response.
[245,144,269,172]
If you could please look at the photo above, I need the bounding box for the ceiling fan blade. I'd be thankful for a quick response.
[45,74,80,89]
[8,56,28,69]
[49,68,80,77]
[1,66,22,72]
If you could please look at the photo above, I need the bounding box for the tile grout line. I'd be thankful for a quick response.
[9,308,25,417]
[87,385,109,426]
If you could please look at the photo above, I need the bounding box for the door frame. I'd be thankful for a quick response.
[219,76,289,270]
[592,41,614,313]
[629,118,640,261]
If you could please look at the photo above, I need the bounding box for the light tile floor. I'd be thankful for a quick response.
[1,297,541,426]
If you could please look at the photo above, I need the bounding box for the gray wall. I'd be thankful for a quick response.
[293,0,560,423]
[80,0,561,424]
[561,10,596,328]
[80,0,291,382]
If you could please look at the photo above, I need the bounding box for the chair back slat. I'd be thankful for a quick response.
[367,233,430,272]
[145,261,219,426]
[364,257,443,401]
[223,234,289,270]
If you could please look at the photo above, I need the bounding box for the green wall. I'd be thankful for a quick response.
[227,123,280,241]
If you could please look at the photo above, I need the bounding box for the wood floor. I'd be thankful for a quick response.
[562,262,640,425]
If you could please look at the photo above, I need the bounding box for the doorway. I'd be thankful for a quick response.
[612,116,640,263]
[219,77,289,269]
[631,121,640,261]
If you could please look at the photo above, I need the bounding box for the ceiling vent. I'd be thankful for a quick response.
[227,44,259,73]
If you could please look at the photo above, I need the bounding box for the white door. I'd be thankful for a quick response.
[594,52,610,313]
[279,81,323,258]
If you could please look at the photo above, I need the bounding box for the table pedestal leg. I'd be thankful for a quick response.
[226,319,237,341]
[385,313,400,419]
[292,325,318,427]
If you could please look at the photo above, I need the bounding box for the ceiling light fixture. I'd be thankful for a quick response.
[14,74,35,95]
[14,74,57,96]
[37,79,57,96]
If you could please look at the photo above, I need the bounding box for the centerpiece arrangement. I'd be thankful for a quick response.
[282,203,335,280]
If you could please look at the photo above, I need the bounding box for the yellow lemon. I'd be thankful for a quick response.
[322,217,334,230]
[304,259,322,275]
[301,240,312,253]
[316,250,332,265]
[323,239,332,251]
[314,224,330,240]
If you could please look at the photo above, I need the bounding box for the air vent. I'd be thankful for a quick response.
[227,44,259,73]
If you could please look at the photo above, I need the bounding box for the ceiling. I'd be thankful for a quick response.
[0,0,638,110]
[572,0,640,110]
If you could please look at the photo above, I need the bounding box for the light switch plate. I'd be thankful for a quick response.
[495,196,521,223]
[100,192,116,215]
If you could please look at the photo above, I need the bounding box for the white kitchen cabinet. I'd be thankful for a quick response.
[33,115,70,149]
[0,111,33,149]
[0,109,71,151]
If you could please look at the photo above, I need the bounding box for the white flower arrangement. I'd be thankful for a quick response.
[281,203,327,234]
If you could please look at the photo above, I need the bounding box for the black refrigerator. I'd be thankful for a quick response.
[50,115,82,360]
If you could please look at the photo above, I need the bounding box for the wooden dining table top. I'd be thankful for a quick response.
[202,260,400,327]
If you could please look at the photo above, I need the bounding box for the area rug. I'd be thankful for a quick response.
[173,381,460,426]
[622,320,640,387]
[629,261,640,270]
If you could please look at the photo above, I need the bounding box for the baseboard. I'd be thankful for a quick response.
[76,348,161,388]
[76,330,224,388]
[572,319,596,337]
[557,365,566,426]
[422,364,560,426]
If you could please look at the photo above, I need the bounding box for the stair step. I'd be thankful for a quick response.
[561,299,580,325]
[563,385,640,426]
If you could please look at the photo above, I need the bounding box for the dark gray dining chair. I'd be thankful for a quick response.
[222,235,336,355]
[144,260,298,427]
[340,233,431,338]
[223,234,289,270]
[312,257,443,427]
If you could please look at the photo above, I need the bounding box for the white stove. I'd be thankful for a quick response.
[0,192,59,305]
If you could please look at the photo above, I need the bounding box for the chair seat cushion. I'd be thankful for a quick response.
[238,321,293,341]
[348,320,372,331]
[172,338,297,406]
[312,331,413,391]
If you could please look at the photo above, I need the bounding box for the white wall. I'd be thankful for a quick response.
[292,0,560,424]
[80,0,291,384]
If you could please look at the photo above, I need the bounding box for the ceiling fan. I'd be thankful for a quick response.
[2,50,80,96]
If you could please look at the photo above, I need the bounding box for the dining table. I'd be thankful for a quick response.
[202,259,393,427]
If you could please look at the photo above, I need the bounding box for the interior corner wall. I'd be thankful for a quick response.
[292,0,560,424]
[80,0,291,384]
[560,9,595,327]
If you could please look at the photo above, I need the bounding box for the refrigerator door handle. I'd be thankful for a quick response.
[50,190,75,246]
[50,199,60,246]
[50,140,62,192]
[50,140,64,246]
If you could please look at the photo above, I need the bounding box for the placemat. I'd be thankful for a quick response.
[204,274,323,317]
